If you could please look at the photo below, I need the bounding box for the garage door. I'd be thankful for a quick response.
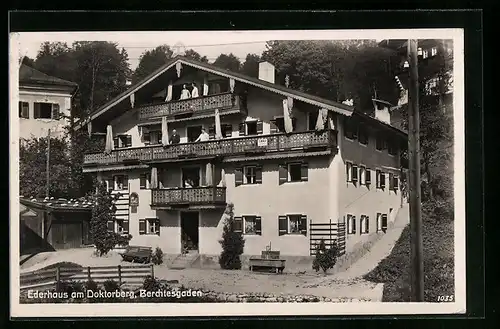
[51,221,83,249]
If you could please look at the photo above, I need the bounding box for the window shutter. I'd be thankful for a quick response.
[113,137,119,149]
[380,172,386,188]
[155,219,161,235]
[255,166,263,184]
[278,216,288,236]
[365,216,369,233]
[122,176,128,190]
[382,214,388,232]
[51,104,60,120]
[106,179,114,192]
[107,220,114,233]
[279,164,288,185]
[300,163,308,181]
[208,125,215,139]
[34,103,41,119]
[352,165,358,182]
[238,123,246,136]
[376,170,380,187]
[233,217,243,233]
[270,120,278,134]
[366,169,371,184]
[389,173,394,189]
[346,163,351,182]
[122,220,129,234]
[352,216,356,234]
[256,120,263,135]
[140,174,147,189]
[394,176,399,190]
[255,216,262,235]
[143,131,151,145]
[139,219,146,235]
[224,124,232,138]
[299,215,307,236]
[235,167,243,186]
[126,135,132,147]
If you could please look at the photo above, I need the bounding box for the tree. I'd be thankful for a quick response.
[21,56,36,67]
[132,45,173,84]
[312,239,338,274]
[184,49,208,63]
[241,53,261,78]
[35,42,76,82]
[213,53,241,72]
[90,181,123,256]
[218,203,245,269]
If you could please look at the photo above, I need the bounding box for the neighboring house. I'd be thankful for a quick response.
[79,56,407,260]
[19,197,92,254]
[18,64,78,140]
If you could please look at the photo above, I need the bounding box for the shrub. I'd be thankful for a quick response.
[141,275,165,292]
[218,203,245,270]
[312,239,338,274]
[103,279,120,292]
[57,280,84,296]
[151,247,164,265]
[85,279,99,292]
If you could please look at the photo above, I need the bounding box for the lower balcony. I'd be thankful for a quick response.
[151,187,227,210]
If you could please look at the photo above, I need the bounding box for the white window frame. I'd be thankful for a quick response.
[114,175,128,191]
[147,218,160,235]
[422,49,429,59]
[245,120,258,136]
[287,214,302,234]
[287,162,302,182]
[243,166,257,185]
[431,47,438,56]
[376,213,383,232]
[359,165,367,185]
[34,102,59,120]
[115,219,125,234]
[360,215,369,234]
[346,162,353,182]
[347,214,355,234]
[243,215,258,235]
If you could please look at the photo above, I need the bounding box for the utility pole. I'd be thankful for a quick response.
[46,129,51,198]
[407,39,424,302]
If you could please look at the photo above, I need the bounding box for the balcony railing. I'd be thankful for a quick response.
[151,187,226,207]
[138,92,243,120]
[84,129,338,166]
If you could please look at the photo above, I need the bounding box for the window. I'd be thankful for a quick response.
[358,124,369,145]
[376,213,383,232]
[376,170,386,189]
[222,124,233,138]
[389,173,399,191]
[34,102,59,119]
[246,121,258,135]
[422,49,429,59]
[242,215,262,235]
[107,219,129,234]
[431,47,438,56]
[115,135,132,148]
[388,141,398,156]
[19,101,29,118]
[344,118,358,140]
[347,214,356,234]
[239,120,263,136]
[376,133,387,151]
[140,173,151,189]
[360,215,369,234]
[279,162,308,184]
[105,178,114,192]
[308,112,319,131]
[359,166,367,185]
[139,218,160,235]
[114,175,128,190]
[365,168,371,185]
[271,117,297,133]
[346,162,357,183]
[235,166,262,186]
[278,214,307,236]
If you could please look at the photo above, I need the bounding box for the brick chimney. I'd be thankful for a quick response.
[372,99,392,125]
[258,61,275,84]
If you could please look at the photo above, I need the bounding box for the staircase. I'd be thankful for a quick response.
[112,190,130,222]
[168,250,199,269]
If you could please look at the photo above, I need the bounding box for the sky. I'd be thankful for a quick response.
[14,29,459,70]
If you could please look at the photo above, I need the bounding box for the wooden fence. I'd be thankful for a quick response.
[20,264,154,291]
[309,220,346,256]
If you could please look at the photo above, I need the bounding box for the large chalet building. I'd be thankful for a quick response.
[79,56,407,262]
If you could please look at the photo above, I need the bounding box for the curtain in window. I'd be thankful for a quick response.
[150,167,158,189]
[315,108,326,131]
[203,76,209,96]
[161,117,170,145]
[165,81,173,102]
[229,78,235,93]
[130,92,135,108]
[327,111,335,130]
[218,168,226,187]
[283,99,294,133]
[287,96,294,110]
[214,109,223,139]
[205,163,213,186]
[104,125,114,154]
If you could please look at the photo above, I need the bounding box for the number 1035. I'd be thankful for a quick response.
[437,295,454,302]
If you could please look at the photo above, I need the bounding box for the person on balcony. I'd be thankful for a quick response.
[180,84,191,100]
[191,82,199,98]
[195,128,210,142]
[169,129,181,144]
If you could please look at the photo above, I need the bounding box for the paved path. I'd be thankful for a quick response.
[332,204,409,280]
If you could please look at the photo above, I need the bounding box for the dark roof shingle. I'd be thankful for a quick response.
[19,64,78,88]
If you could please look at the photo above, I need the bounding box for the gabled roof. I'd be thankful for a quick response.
[20,197,94,213]
[19,64,78,89]
[81,55,354,127]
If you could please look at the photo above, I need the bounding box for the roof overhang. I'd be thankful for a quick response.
[76,57,354,130]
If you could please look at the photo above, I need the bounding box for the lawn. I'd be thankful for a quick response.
[364,216,454,302]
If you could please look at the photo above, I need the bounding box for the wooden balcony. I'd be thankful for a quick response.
[138,92,244,120]
[83,129,338,166]
[151,187,227,209]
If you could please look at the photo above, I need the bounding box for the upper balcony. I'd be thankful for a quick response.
[138,92,245,121]
[151,187,226,210]
[83,129,338,167]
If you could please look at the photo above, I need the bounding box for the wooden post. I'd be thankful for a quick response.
[46,129,51,198]
[118,265,122,286]
[407,39,424,302]
[150,263,154,278]
[87,266,91,282]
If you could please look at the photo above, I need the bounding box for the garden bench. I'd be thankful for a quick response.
[249,251,286,274]
[120,246,152,263]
